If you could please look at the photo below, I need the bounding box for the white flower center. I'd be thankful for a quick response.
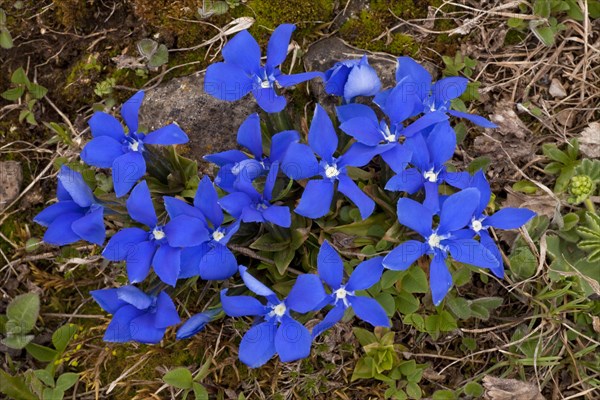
[212,230,225,241]
[471,219,483,233]
[325,164,340,179]
[129,140,141,152]
[335,287,347,300]
[152,228,165,240]
[423,169,438,183]
[272,303,286,317]
[427,233,443,250]
[260,80,271,89]
[385,134,396,142]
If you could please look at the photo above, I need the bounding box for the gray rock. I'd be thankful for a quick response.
[0,161,23,211]
[139,72,259,173]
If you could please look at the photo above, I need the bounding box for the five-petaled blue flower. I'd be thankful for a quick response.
[81,91,189,197]
[383,188,500,305]
[311,241,389,338]
[282,104,381,219]
[221,266,325,368]
[91,285,180,344]
[204,24,323,113]
[164,176,241,280]
[219,161,292,228]
[102,181,208,286]
[463,171,536,277]
[205,113,299,192]
[324,55,381,103]
[34,166,105,246]
[176,308,221,340]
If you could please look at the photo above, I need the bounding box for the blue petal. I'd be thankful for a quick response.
[237,113,263,158]
[178,244,205,279]
[295,179,334,218]
[88,112,125,140]
[112,151,146,198]
[325,62,351,96]
[432,77,468,105]
[121,91,144,134]
[346,256,384,291]
[471,170,491,215]
[58,166,94,208]
[438,188,479,234]
[337,174,374,220]
[308,104,338,161]
[81,136,124,168]
[401,111,449,138]
[382,240,427,271]
[429,251,452,306]
[343,57,381,102]
[266,24,295,69]
[380,144,412,173]
[405,133,430,171]
[396,198,433,238]
[125,240,156,283]
[239,322,277,368]
[339,117,383,146]
[426,120,456,167]
[198,244,238,280]
[281,143,319,180]
[71,206,105,245]
[448,110,497,128]
[263,161,279,202]
[317,241,344,289]
[484,208,536,230]
[270,130,300,162]
[385,168,423,193]
[34,201,81,226]
[240,206,265,223]
[164,216,209,247]
[252,87,286,113]
[176,309,220,339]
[395,56,431,100]
[286,274,326,313]
[479,231,504,278]
[129,313,166,344]
[275,316,312,362]
[103,305,143,342]
[102,227,148,261]
[423,181,440,213]
[203,149,248,167]
[116,285,152,310]
[339,141,389,168]
[90,288,125,314]
[43,212,84,245]
[382,80,419,124]
[223,30,261,74]
[144,124,189,145]
[277,72,324,87]
[447,238,500,272]
[350,296,390,327]
[336,103,378,123]
[311,303,345,338]
[126,181,157,227]
[204,62,253,101]
[443,171,472,189]
[263,205,291,228]
[195,176,223,227]
[239,265,277,299]
[218,191,253,218]
[164,196,205,221]
[154,291,181,328]
[221,289,266,317]
[153,245,181,286]
[56,181,71,202]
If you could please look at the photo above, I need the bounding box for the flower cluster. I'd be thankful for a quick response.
[34,24,535,368]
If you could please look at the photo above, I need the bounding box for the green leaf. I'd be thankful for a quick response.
[351,356,376,380]
[531,24,556,46]
[52,324,77,353]
[6,292,40,333]
[11,67,29,85]
[55,373,78,391]
[0,8,6,25]
[395,290,420,315]
[193,382,209,400]
[507,17,526,29]
[402,313,425,332]
[509,247,537,279]
[1,86,25,101]
[0,370,38,400]
[148,44,169,68]
[137,38,158,58]
[27,83,47,99]
[210,1,230,15]
[2,334,34,349]
[250,234,290,252]
[34,369,55,387]
[0,28,13,49]
[26,343,59,362]
[432,389,457,400]
[353,327,377,347]
[467,156,491,174]
[42,387,64,400]
[425,311,457,339]
[533,0,551,17]
[512,180,538,194]
[445,296,471,319]
[163,367,193,389]
[400,266,429,293]
[464,381,483,397]
[375,292,395,316]
[273,247,295,275]
[405,382,422,399]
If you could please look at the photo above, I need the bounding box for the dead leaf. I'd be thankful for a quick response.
[579,122,600,159]
[483,376,545,400]
[504,189,560,220]
[489,101,531,139]
[549,78,567,98]
[0,161,23,211]
[593,316,600,334]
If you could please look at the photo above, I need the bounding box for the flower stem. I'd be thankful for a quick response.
[584,197,596,214]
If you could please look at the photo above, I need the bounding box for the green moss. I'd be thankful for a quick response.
[505,29,527,45]
[51,0,89,29]
[61,54,102,105]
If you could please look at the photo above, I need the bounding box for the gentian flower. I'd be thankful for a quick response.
[219,162,291,228]
[311,241,389,338]
[91,285,180,344]
[384,56,497,127]
[282,104,381,219]
[81,91,189,197]
[204,24,323,113]
[463,171,536,277]
[176,308,221,340]
[221,266,326,367]
[324,55,381,103]
[384,125,470,212]
[164,176,241,280]
[204,113,299,192]
[382,188,500,305]
[102,181,209,286]
[34,166,105,246]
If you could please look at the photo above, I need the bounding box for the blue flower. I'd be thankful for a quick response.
[221,266,326,367]
[219,162,292,228]
[205,113,299,192]
[204,24,323,113]
[34,166,105,246]
[462,171,536,277]
[91,285,180,344]
[102,181,209,286]
[176,308,221,340]
[282,104,382,219]
[384,126,471,212]
[81,91,189,197]
[382,188,500,305]
[324,55,381,103]
[380,56,497,127]
[164,176,241,280]
[311,241,389,338]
